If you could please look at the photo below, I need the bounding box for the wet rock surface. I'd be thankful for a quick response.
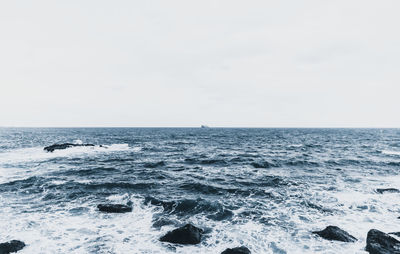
[221,246,251,254]
[366,229,400,254]
[0,240,25,254]
[97,204,132,213]
[160,224,203,244]
[313,226,357,242]
[44,143,95,152]
[376,188,400,194]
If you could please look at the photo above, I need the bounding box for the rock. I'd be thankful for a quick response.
[366,229,400,254]
[313,226,357,242]
[97,204,132,213]
[44,143,95,152]
[221,246,251,254]
[0,240,25,254]
[389,232,400,237]
[376,188,400,194]
[160,224,203,244]
[251,161,273,169]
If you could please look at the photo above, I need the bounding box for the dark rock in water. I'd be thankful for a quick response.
[160,224,203,244]
[221,246,251,254]
[250,161,273,169]
[44,143,95,152]
[0,240,25,254]
[366,229,400,254]
[376,188,400,194]
[313,226,357,242]
[97,204,132,213]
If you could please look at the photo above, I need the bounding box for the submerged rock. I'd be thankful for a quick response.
[313,226,357,242]
[221,246,251,254]
[160,224,203,244]
[44,143,95,152]
[376,188,400,194]
[0,240,25,254]
[366,229,400,254]
[97,204,132,213]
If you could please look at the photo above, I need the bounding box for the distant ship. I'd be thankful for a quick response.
[201,125,210,128]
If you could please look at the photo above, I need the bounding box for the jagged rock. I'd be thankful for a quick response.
[389,232,400,237]
[221,246,251,254]
[44,143,95,152]
[97,204,132,213]
[0,240,25,254]
[376,188,400,194]
[160,224,203,244]
[366,229,400,254]
[313,226,357,242]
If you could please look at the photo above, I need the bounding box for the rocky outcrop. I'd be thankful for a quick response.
[0,240,25,254]
[160,224,203,244]
[313,226,357,242]
[376,188,400,194]
[97,204,132,213]
[44,143,95,152]
[366,229,400,254]
[221,246,251,254]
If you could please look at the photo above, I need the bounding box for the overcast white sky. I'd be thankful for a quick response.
[1,1,399,127]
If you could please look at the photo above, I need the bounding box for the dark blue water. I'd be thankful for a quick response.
[0,128,400,253]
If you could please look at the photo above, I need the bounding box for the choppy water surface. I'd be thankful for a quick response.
[0,128,399,253]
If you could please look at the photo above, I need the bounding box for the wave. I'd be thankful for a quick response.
[0,143,135,164]
[284,160,320,167]
[56,167,119,177]
[143,161,166,168]
[184,158,228,166]
[83,182,155,191]
[144,197,234,221]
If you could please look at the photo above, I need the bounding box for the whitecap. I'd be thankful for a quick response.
[73,139,83,145]
[0,143,134,164]
[382,150,400,156]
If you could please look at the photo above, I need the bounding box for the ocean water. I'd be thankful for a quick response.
[0,128,399,253]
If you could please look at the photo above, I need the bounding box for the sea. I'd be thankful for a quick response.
[0,128,399,253]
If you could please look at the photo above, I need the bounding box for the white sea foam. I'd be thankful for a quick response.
[73,139,83,145]
[382,150,400,156]
[2,185,397,253]
[288,144,303,148]
[106,194,130,203]
[0,196,162,253]
[0,144,134,164]
[50,180,68,185]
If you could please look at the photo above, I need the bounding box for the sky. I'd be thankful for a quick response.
[1,0,399,127]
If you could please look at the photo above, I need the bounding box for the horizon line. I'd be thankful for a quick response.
[0,126,399,129]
